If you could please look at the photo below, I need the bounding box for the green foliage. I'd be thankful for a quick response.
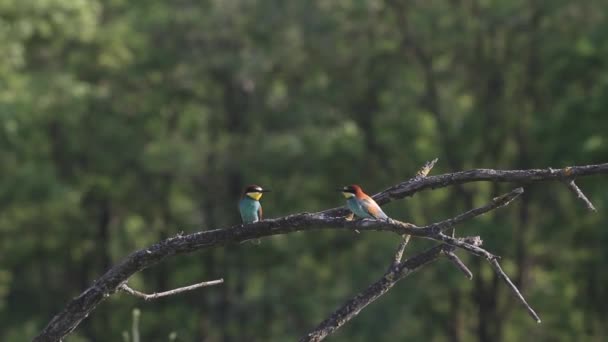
[1,0,608,340]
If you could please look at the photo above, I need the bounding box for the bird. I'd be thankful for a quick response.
[239,184,271,223]
[339,184,388,220]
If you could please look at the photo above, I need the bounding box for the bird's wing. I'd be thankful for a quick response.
[361,197,388,219]
[238,199,246,221]
[258,204,263,220]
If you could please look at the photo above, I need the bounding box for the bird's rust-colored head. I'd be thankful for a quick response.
[243,184,271,200]
[338,184,364,199]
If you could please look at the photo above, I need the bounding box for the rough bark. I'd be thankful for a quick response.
[34,162,608,342]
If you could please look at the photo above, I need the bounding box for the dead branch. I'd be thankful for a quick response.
[300,244,449,342]
[391,158,437,268]
[391,235,411,268]
[486,258,541,323]
[443,250,473,280]
[119,279,224,301]
[322,162,608,218]
[564,179,597,212]
[301,189,526,341]
[34,162,608,342]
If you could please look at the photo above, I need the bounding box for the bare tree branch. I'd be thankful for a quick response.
[300,244,449,342]
[119,279,224,301]
[565,179,597,212]
[436,234,542,323]
[34,162,608,342]
[422,187,523,233]
[374,163,608,207]
[320,163,608,218]
[443,250,473,280]
[301,190,524,341]
[436,233,497,259]
[486,258,541,323]
[391,158,438,268]
[415,158,439,178]
[391,235,411,268]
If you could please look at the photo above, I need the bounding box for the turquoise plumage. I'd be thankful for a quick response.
[238,184,270,224]
[239,196,262,223]
[340,184,388,220]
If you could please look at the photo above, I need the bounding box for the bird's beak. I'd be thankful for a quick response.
[261,189,271,193]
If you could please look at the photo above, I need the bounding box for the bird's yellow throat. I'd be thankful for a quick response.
[342,192,355,198]
[246,192,263,200]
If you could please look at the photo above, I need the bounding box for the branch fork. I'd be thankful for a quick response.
[34,161,608,342]
[300,162,545,341]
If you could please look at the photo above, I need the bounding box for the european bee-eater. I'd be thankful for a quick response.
[239,184,270,223]
[339,184,388,220]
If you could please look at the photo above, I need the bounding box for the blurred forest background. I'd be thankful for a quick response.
[2,0,608,341]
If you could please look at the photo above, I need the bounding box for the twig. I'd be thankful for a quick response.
[565,179,596,212]
[438,234,540,322]
[427,187,524,233]
[436,233,497,259]
[390,158,437,268]
[443,250,473,280]
[120,279,224,300]
[486,258,541,323]
[391,235,411,268]
[416,158,439,178]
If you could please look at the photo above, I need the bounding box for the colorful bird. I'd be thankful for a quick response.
[239,184,271,223]
[339,184,388,220]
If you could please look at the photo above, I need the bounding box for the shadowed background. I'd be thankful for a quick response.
[1,0,608,341]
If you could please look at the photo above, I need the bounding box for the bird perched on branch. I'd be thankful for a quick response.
[339,184,388,220]
[239,184,271,223]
